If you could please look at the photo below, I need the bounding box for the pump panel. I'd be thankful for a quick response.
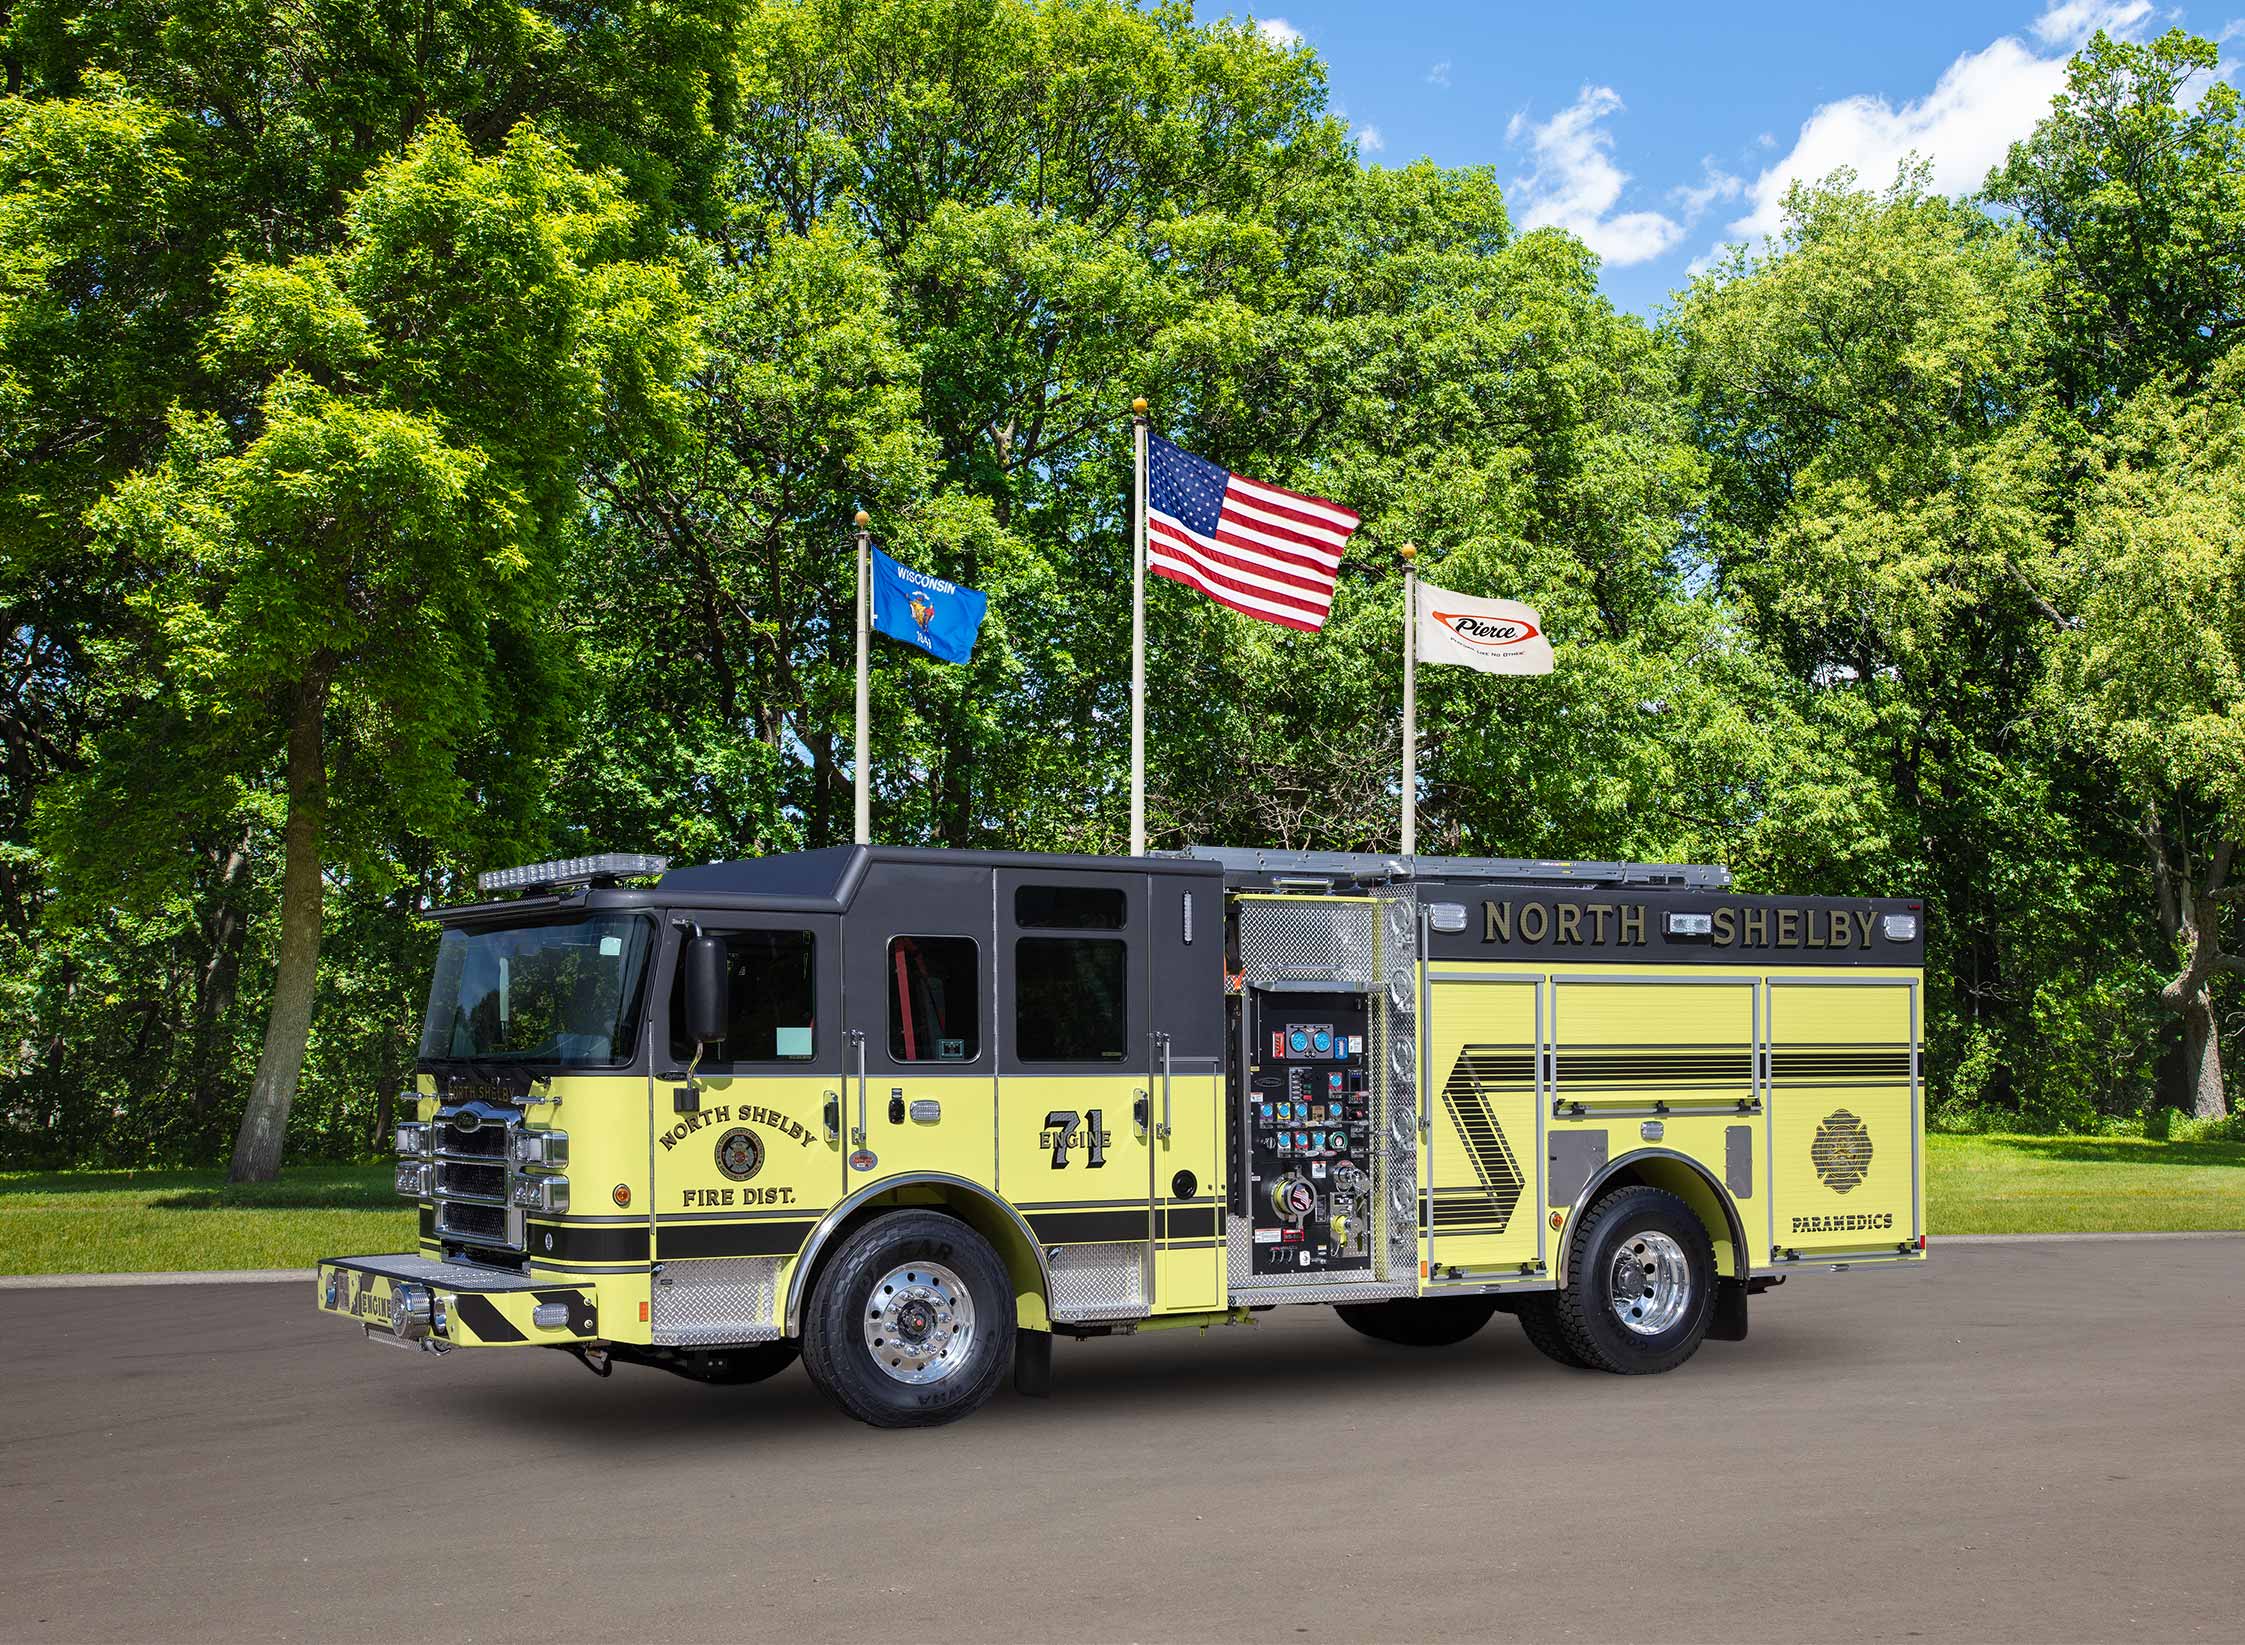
[1243,990,1375,1277]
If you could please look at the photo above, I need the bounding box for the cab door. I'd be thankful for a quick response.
[842,860,998,1191]
[994,869,1155,1314]
[650,912,846,1340]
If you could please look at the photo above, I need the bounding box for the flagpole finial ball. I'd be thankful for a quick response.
[1131,397,1148,415]
[1399,542,1417,562]
[853,510,870,528]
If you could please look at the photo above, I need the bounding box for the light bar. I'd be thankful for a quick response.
[477,853,669,893]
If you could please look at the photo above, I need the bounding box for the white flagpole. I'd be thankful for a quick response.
[1130,397,1149,858]
[1400,542,1417,858]
[854,509,871,845]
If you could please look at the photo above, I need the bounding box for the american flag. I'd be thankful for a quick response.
[1146,435,1360,632]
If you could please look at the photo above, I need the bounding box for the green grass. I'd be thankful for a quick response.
[0,1163,412,1274]
[1,1135,2239,1274]
[1927,1132,2245,1234]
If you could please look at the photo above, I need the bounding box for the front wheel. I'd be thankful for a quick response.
[802,1210,1014,1427]
[1552,1186,1715,1375]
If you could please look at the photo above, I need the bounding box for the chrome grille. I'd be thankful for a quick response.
[433,1159,506,1202]
[432,1099,525,1257]
[436,1201,513,1245]
[437,1119,508,1160]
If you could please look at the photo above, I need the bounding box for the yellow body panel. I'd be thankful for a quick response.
[1766,980,1919,1258]
[1421,977,1541,1278]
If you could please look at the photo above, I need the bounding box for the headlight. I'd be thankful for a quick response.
[394,1161,429,1198]
[510,1174,569,1214]
[394,1121,428,1158]
[510,1128,568,1167]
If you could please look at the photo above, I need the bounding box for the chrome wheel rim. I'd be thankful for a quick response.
[1608,1230,1691,1336]
[863,1260,976,1385]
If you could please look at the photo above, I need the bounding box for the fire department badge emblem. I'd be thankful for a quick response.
[714,1127,764,1183]
[1811,1110,1874,1194]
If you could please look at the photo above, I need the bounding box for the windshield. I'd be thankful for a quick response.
[419,915,654,1067]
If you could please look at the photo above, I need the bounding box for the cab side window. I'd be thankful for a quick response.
[888,936,981,1062]
[1016,938,1126,1060]
[669,929,816,1063]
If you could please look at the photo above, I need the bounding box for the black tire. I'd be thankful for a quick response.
[664,1342,801,1386]
[1335,1295,1499,1347]
[1552,1186,1716,1375]
[1512,1293,1595,1369]
[802,1210,1014,1428]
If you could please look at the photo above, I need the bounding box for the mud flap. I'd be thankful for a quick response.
[1014,1327,1053,1397]
[1708,1275,1749,1342]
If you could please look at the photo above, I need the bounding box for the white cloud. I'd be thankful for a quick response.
[1356,125,1386,152]
[1716,0,2153,251]
[1254,17,1302,49]
[2032,1,2150,46]
[1672,157,1744,217]
[1505,85,1687,266]
[1428,59,1452,88]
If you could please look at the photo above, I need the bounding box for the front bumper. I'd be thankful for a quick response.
[317,1253,600,1349]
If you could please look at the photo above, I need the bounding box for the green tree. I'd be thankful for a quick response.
[1673,173,2144,1122]
[53,122,684,1178]
[1985,27,2245,414]
[2048,354,2245,1118]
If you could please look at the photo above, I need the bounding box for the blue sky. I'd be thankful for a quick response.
[1240,1,2243,314]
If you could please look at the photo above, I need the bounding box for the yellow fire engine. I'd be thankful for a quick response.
[317,846,1926,1426]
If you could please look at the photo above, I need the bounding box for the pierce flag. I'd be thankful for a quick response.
[1414,581,1553,675]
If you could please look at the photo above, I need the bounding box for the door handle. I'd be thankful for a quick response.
[1155,1031,1173,1143]
[822,1091,841,1145]
[847,1030,867,1146]
[887,1091,905,1126]
[1133,1090,1149,1133]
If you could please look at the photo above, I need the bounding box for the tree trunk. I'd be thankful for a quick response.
[228,678,328,1183]
[190,832,255,1118]
[2180,984,2225,1121]
[2146,809,2234,1121]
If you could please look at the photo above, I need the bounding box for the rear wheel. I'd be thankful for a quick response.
[1512,1293,1594,1369]
[1335,1294,1499,1347]
[802,1210,1014,1427]
[1552,1186,1715,1375]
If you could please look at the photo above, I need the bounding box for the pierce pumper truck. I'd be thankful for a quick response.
[318,845,1926,1426]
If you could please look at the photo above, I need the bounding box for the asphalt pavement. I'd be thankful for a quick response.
[2,1238,2240,1642]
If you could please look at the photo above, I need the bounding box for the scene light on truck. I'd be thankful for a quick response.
[510,1129,568,1167]
[510,1175,570,1214]
[476,853,670,893]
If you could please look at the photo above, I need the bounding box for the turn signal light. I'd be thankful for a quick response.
[394,1162,429,1198]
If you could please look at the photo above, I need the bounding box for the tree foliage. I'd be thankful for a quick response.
[0,7,2240,1168]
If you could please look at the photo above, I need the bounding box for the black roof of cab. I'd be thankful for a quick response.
[432,845,1222,926]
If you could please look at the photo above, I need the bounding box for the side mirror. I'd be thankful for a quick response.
[683,936,729,1049]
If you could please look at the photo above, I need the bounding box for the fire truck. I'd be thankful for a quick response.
[317,845,1926,1427]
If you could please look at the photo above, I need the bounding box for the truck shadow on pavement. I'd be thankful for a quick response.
[429,1312,1876,1453]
